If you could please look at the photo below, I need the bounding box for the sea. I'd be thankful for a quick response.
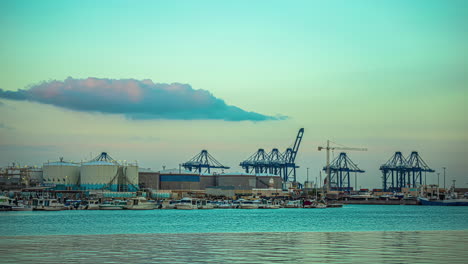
[1,205,467,263]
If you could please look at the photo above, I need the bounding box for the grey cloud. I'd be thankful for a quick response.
[0,122,14,130]
[0,77,286,121]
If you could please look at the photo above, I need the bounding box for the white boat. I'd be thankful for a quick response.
[239,200,260,209]
[33,198,65,211]
[84,200,100,210]
[12,201,33,211]
[12,205,33,211]
[123,197,157,210]
[99,200,125,210]
[197,200,214,209]
[0,196,12,211]
[258,201,281,209]
[284,200,302,208]
[175,197,198,210]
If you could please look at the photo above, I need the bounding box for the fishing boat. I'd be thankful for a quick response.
[197,200,214,209]
[32,198,65,211]
[239,200,260,209]
[418,183,468,206]
[418,197,468,206]
[12,204,33,211]
[124,197,158,210]
[99,200,125,210]
[175,197,198,210]
[0,196,12,211]
[284,200,302,208]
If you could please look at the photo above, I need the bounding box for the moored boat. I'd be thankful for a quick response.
[32,198,65,211]
[418,197,468,206]
[123,197,157,210]
[175,197,198,210]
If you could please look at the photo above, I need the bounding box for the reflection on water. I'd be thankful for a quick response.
[1,231,467,263]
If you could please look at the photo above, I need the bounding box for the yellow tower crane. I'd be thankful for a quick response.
[318,140,367,193]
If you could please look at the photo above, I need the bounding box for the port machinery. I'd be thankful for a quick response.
[240,128,304,183]
[380,151,434,192]
[181,150,230,173]
[322,152,365,193]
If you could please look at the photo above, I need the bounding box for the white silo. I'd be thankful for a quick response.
[80,152,119,190]
[43,159,80,186]
[124,163,139,191]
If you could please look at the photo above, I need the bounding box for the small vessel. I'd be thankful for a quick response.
[175,197,198,210]
[33,198,65,211]
[258,200,280,209]
[418,182,468,206]
[123,197,158,210]
[418,197,468,206]
[99,200,125,210]
[11,201,33,211]
[83,200,100,210]
[284,200,302,208]
[197,200,214,209]
[326,203,343,208]
[0,196,12,211]
[239,200,260,209]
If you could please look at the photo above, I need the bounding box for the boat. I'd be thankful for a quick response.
[12,204,33,211]
[197,200,214,209]
[418,182,468,206]
[418,197,468,206]
[83,200,100,210]
[32,198,65,211]
[258,201,281,209]
[99,200,125,210]
[304,200,327,209]
[284,200,302,208]
[175,197,198,210]
[326,203,343,208]
[123,197,158,210]
[239,200,260,209]
[0,196,12,211]
[11,200,33,211]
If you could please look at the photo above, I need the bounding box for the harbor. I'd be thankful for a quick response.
[2,129,467,210]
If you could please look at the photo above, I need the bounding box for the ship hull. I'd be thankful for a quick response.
[418,197,468,206]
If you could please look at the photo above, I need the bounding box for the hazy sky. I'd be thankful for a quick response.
[1,0,467,188]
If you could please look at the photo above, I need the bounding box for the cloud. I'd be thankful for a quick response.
[0,122,14,130]
[0,77,286,121]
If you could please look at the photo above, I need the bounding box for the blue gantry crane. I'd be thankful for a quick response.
[240,128,304,183]
[322,152,365,193]
[181,150,230,174]
[380,151,434,192]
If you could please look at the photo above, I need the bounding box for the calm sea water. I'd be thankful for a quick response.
[1,205,467,263]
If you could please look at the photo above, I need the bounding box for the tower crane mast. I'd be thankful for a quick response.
[318,140,367,192]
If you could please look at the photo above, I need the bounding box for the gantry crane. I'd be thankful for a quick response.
[318,140,367,192]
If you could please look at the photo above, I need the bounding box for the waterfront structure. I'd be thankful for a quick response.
[43,158,80,188]
[380,151,434,192]
[322,152,364,193]
[181,150,229,173]
[81,152,138,192]
[240,128,304,183]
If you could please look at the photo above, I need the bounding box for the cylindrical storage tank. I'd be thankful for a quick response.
[218,173,256,190]
[43,161,80,186]
[80,161,118,190]
[124,164,139,192]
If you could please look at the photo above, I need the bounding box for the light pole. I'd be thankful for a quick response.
[307,168,309,183]
[442,167,446,189]
[437,173,440,187]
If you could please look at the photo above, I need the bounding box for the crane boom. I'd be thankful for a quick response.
[318,140,367,193]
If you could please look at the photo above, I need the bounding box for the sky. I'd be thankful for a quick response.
[1,0,467,188]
